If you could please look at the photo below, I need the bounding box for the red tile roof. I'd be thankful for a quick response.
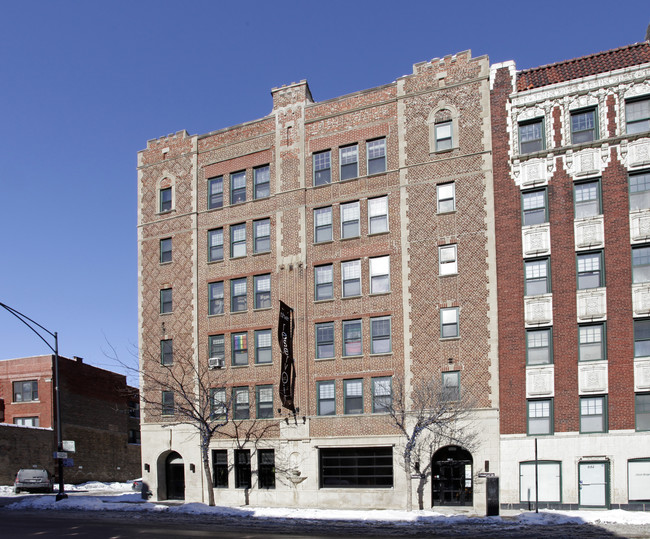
[516,42,650,91]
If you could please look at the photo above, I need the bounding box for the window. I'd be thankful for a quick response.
[626,96,650,134]
[209,335,225,362]
[519,119,544,154]
[256,385,273,419]
[519,461,561,503]
[571,108,598,144]
[234,449,251,488]
[253,219,270,254]
[160,288,172,314]
[340,144,358,180]
[258,449,276,489]
[231,332,248,366]
[208,176,223,209]
[440,308,459,338]
[580,396,607,433]
[315,264,333,301]
[255,329,272,364]
[628,459,650,502]
[313,150,331,186]
[254,274,271,309]
[442,371,461,401]
[527,328,552,365]
[13,380,38,402]
[160,339,173,366]
[341,201,360,238]
[630,171,650,211]
[231,278,247,312]
[435,121,452,151]
[633,246,650,283]
[437,182,455,213]
[342,259,361,297]
[162,391,174,416]
[14,417,39,427]
[439,245,457,276]
[233,387,250,419]
[371,316,391,354]
[159,187,172,212]
[344,379,363,414]
[128,429,140,444]
[254,165,270,199]
[160,238,172,263]
[579,324,605,362]
[343,319,362,356]
[368,196,388,234]
[525,258,550,296]
[522,189,547,226]
[372,377,392,413]
[128,401,140,418]
[208,281,224,315]
[317,381,335,415]
[637,394,650,431]
[527,399,553,435]
[370,256,390,293]
[635,319,650,357]
[212,450,228,488]
[230,223,246,258]
[319,447,393,488]
[316,322,334,359]
[208,228,223,262]
[367,138,386,175]
[210,388,226,420]
[574,180,601,218]
[577,251,604,289]
[230,171,246,204]
[314,206,333,243]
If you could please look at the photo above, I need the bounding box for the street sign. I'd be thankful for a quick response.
[478,472,496,478]
[62,440,76,452]
[54,452,68,459]
[62,458,74,468]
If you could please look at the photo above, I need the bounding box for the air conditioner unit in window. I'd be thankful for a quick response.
[208,357,224,369]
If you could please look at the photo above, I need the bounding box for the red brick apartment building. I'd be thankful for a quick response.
[0,355,141,484]
[491,40,650,509]
[138,50,499,510]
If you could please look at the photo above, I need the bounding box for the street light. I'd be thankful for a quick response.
[0,301,68,501]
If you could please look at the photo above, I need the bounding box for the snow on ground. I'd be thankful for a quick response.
[2,482,650,527]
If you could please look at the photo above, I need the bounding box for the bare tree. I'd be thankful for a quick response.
[377,375,479,511]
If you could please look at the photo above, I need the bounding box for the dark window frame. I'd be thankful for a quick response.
[319,447,394,488]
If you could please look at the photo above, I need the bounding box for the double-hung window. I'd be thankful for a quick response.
[574,180,601,219]
[253,219,270,254]
[577,251,603,289]
[368,196,388,234]
[371,316,391,354]
[626,96,650,134]
[208,228,223,262]
[212,449,228,487]
[317,380,335,415]
[160,339,173,366]
[316,322,334,359]
[634,319,650,357]
[208,281,224,315]
[162,391,174,416]
[13,381,38,402]
[315,264,333,301]
[522,189,547,226]
[258,449,275,489]
[255,329,272,364]
[370,256,390,294]
[233,387,249,419]
[344,379,363,414]
[440,308,459,338]
[435,121,452,151]
[633,245,650,283]
[580,396,607,433]
[160,288,172,314]
[342,319,362,356]
[230,223,246,258]
[254,274,271,309]
[367,138,386,175]
[527,399,553,435]
[526,328,552,365]
[372,377,392,413]
[439,245,457,276]
[525,258,550,296]
[14,417,38,427]
[442,371,461,401]
[437,182,455,213]
[579,324,605,362]
[256,385,273,418]
[160,238,172,263]
[231,278,247,312]
[210,388,226,420]
[340,144,358,180]
[341,201,360,239]
[519,119,544,154]
[209,335,225,363]
[160,187,172,212]
[254,165,270,199]
[232,332,248,366]
[630,171,650,211]
[636,393,650,431]
[230,171,246,204]
[342,259,361,297]
[208,176,223,209]
[313,150,331,186]
[235,449,251,488]
[314,206,332,243]
[571,108,598,144]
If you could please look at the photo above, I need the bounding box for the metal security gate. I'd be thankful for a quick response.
[579,461,609,508]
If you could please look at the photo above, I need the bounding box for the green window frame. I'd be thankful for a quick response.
[316,322,334,359]
[626,95,650,135]
[230,278,247,312]
[442,371,460,402]
[368,195,389,234]
[630,171,650,211]
[254,329,272,364]
[437,182,455,213]
[372,376,392,413]
[207,176,223,209]
[230,223,246,258]
[340,144,358,181]
[519,118,545,154]
[208,228,223,262]
[524,258,550,296]
[571,107,598,144]
[580,395,607,433]
[212,449,228,487]
[367,138,386,175]
[340,201,360,239]
[522,189,548,226]
[519,460,562,503]
[253,218,270,254]
[210,388,226,420]
[371,316,392,354]
[253,165,270,199]
[160,237,172,263]
[434,120,452,151]
[160,339,173,366]
[160,288,172,314]
[208,281,224,315]
[526,328,552,365]
[231,332,248,366]
[313,150,331,186]
[258,449,276,489]
[635,319,650,358]
[342,319,362,357]
[527,398,553,435]
[636,393,650,431]
[440,307,459,339]
[317,380,335,415]
[161,390,174,416]
[208,334,225,362]
[314,206,333,243]
[233,387,249,420]
[579,323,606,362]
[574,179,601,219]
[256,385,274,419]
[344,379,363,415]
[230,170,246,205]
[159,187,172,213]
[341,259,361,297]
[314,264,333,301]
[633,245,650,284]
[254,274,271,309]
[577,251,604,289]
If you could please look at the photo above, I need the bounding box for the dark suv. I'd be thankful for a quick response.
[14,468,54,494]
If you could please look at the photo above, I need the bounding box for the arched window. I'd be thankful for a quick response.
[428,105,459,153]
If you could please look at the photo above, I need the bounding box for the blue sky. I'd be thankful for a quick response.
[1,1,648,382]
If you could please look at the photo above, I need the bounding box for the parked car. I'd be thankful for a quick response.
[14,468,54,494]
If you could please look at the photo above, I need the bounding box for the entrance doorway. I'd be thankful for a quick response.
[165,452,185,500]
[432,446,473,506]
[579,461,609,508]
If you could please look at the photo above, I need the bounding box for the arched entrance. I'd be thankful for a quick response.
[431,445,473,506]
[164,451,185,500]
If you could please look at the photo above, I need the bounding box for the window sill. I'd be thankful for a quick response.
[440,336,460,341]
[160,261,172,266]
[254,362,273,367]
[253,195,271,201]
[340,235,360,241]
[369,352,393,357]
[439,272,458,278]
[368,231,390,237]
[314,240,334,246]
[229,201,247,207]
[343,355,363,359]
[230,255,246,260]
[231,364,249,369]
[252,251,271,256]
[366,170,387,178]
[156,210,175,216]
[207,259,224,265]
[160,312,173,316]
[314,298,334,304]
[230,310,248,315]
[12,401,40,405]
[341,295,362,300]
[431,147,456,155]
[313,181,333,189]
[207,313,225,318]
[437,209,457,215]
[315,356,335,362]
[253,307,272,312]
[207,206,223,212]
[340,176,359,183]
[369,292,391,297]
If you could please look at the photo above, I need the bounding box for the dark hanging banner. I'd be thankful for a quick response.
[278,301,296,412]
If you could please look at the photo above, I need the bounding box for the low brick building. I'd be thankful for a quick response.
[0,355,141,485]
